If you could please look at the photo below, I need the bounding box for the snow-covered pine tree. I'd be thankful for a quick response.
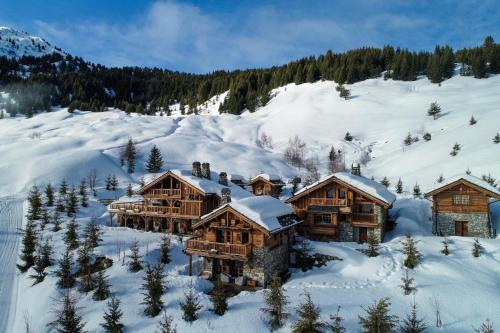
[470,116,477,125]
[159,235,171,264]
[49,292,87,333]
[399,300,427,333]
[474,319,494,333]
[41,207,50,230]
[52,210,62,232]
[493,133,500,144]
[441,237,450,255]
[93,270,111,301]
[412,183,421,197]
[380,177,390,188]
[79,179,88,207]
[126,184,133,197]
[180,285,202,322]
[65,219,79,250]
[437,174,445,183]
[59,179,68,196]
[261,275,289,329]
[45,183,54,206]
[344,132,353,141]
[427,102,441,120]
[17,219,38,272]
[105,175,112,190]
[328,305,346,333]
[404,133,413,146]
[125,137,136,173]
[146,145,164,173]
[100,296,124,333]
[402,233,422,269]
[400,269,416,296]
[56,246,76,289]
[56,194,66,213]
[128,241,143,272]
[66,186,79,217]
[110,174,119,191]
[26,184,43,221]
[472,238,483,257]
[396,178,403,194]
[29,238,53,285]
[423,132,431,141]
[157,310,177,333]
[292,290,325,333]
[366,232,380,257]
[84,221,102,249]
[79,269,95,293]
[141,262,166,317]
[358,298,398,333]
[210,281,228,316]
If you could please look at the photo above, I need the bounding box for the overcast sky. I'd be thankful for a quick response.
[1,0,499,73]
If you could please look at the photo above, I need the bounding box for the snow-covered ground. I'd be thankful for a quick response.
[0,26,63,58]
[1,72,500,332]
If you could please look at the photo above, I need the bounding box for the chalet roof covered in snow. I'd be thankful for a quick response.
[249,173,284,184]
[425,174,500,198]
[198,196,300,233]
[290,172,396,206]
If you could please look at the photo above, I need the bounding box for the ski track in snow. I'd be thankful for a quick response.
[0,197,23,333]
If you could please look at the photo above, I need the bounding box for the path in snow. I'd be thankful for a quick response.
[0,198,23,333]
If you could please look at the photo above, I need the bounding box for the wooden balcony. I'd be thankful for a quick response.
[143,188,181,198]
[109,202,201,219]
[352,213,378,226]
[310,198,348,206]
[185,238,252,260]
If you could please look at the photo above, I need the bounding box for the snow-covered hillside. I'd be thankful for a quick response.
[1,72,500,332]
[0,27,64,58]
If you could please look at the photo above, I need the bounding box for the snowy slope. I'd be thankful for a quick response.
[0,27,64,58]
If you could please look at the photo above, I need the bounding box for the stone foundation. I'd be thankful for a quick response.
[337,221,354,241]
[244,237,289,287]
[435,211,491,238]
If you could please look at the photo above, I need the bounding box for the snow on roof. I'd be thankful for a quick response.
[426,174,500,197]
[250,173,283,182]
[229,174,245,181]
[112,194,144,203]
[294,172,396,205]
[204,196,297,232]
[169,169,253,200]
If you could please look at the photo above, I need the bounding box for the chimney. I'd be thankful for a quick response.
[192,161,202,177]
[221,188,231,205]
[351,163,361,176]
[219,172,228,186]
[201,162,211,179]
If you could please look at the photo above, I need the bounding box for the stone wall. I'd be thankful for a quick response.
[337,221,354,241]
[243,237,289,287]
[435,211,491,238]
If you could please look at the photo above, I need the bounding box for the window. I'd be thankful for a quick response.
[313,214,332,224]
[326,189,335,198]
[242,231,249,244]
[453,195,470,205]
[338,190,346,199]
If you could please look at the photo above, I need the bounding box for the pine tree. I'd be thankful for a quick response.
[84,221,102,249]
[366,232,380,257]
[400,269,416,295]
[56,195,66,213]
[328,305,346,333]
[427,102,441,120]
[402,234,422,269]
[210,281,228,316]
[146,145,164,173]
[126,184,133,197]
[380,177,390,188]
[27,184,43,221]
[474,319,494,333]
[344,132,353,141]
[105,175,112,190]
[472,238,483,258]
[128,241,143,272]
[404,133,413,146]
[470,116,477,125]
[29,238,53,285]
[261,276,289,330]
[59,179,68,196]
[437,174,445,183]
[125,137,136,173]
[156,311,177,333]
[66,186,79,217]
[77,242,92,276]
[422,132,431,141]
[49,292,86,333]
[17,220,38,272]
[159,235,171,264]
[45,183,55,206]
[395,178,403,194]
[52,210,62,232]
[180,285,202,322]
[493,133,500,144]
[100,296,124,333]
[292,290,325,333]
[79,269,95,293]
[400,300,427,333]
[358,298,398,333]
[41,207,50,230]
[93,270,111,301]
[57,246,76,289]
[110,174,119,191]
[65,220,79,250]
[79,179,88,207]
[412,184,421,197]
[441,237,450,255]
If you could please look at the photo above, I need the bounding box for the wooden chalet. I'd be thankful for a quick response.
[286,171,396,242]
[108,162,252,234]
[185,195,301,287]
[425,174,500,238]
[247,173,285,198]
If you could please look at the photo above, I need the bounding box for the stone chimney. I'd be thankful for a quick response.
[201,162,211,179]
[351,163,361,176]
[221,188,231,205]
[192,161,202,177]
[219,172,228,186]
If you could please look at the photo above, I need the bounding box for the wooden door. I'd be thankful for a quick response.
[455,221,468,236]
[359,227,368,243]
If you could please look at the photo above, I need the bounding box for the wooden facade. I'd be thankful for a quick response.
[108,171,220,234]
[248,176,284,198]
[286,175,392,242]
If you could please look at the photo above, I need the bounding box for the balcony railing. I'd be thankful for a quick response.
[143,189,181,197]
[310,198,348,206]
[185,238,252,258]
[109,202,199,217]
[352,212,377,224]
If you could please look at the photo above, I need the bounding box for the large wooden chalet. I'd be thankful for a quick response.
[108,162,252,234]
[247,173,285,198]
[185,195,301,287]
[425,174,500,238]
[286,171,396,242]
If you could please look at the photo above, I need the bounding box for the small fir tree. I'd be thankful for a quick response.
[84,221,102,249]
[400,270,416,296]
[79,269,95,293]
[110,174,119,191]
[493,133,500,144]
[29,239,53,285]
[466,168,472,175]
[344,132,353,141]
[141,262,166,317]
[380,177,390,188]
[56,195,66,213]
[261,275,289,330]
[100,296,124,333]
[126,184,133,197]
[66,186,79,217]
[472,238,483,258]
[157,310,177,333]
[159,235,171,264]
[396,178,403,194]
[128,241,143,272]
[402,234,422,269]
[77,242,92,275]
[470,116,477,125]
[292,290,325,333]
[52,210,62,232]
[358,298,398,333]
[17,220,38,272]
[427,102,441,120]
[474,319,494,333]
[49,292,86,333]
[57,246,76,289]
[93,271,111,301]
[105,175,112,190]
[328,305,346,333]
[366,232,380,257]
[41,207,50,230]
[45,183,55,206]
[423,132,431,141]
[404,133,413,146]
[59,179,68,196]
[210,281,228,316]
[79,179,88,207]
[412,183,421,197]
[65,219,79,250]
[441,237,450,255]
[125,137,136,173]
[27,184,43,221]
[180,285,203,322]
[400,300,427,333]
[437,174,445,183]
[146,145,164,173]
